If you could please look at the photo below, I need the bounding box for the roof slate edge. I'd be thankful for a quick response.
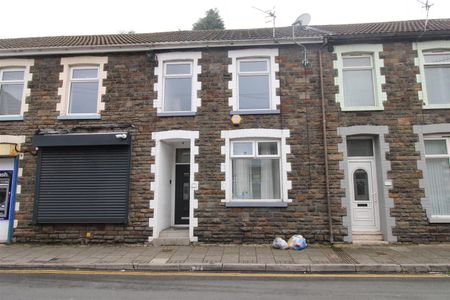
[0,36,324,57]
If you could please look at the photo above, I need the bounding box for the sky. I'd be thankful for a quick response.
[1,0,449,38]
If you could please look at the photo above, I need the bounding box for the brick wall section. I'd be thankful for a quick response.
[8,53,155,243]
[2,42,449,244]
[326,42,450,243]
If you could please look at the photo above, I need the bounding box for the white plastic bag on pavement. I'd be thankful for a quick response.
[272,237,288,249]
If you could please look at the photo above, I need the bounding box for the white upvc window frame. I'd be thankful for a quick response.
[154,51,201,116]
[57,56,107,120]
[0,59,33,121]
[221,129,291,207]
[334,44,386,111]
[230,139,282,202]
[162,60,195,113]
[228,48,280,114]
[0,68,26,117]
[236,58,272,111]
[342,55,378,108]
[416,46,450,109]
[67,65,100,115]
[423,135,450,222]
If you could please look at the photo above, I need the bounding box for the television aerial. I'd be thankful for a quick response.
[253,6,277,39]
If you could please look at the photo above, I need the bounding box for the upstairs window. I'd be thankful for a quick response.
[228,49,280,114]
[237,59,271,110]
[422,52,450,106]
[163,61,193,112]
[334,44,386,111]
[0,68,25,116]
[342,55,376,108]
[68,66,100,114]
[58,56,107,119]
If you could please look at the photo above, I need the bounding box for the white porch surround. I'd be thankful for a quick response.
[150,130,199,242]
[220,128,292,205]
[337,126,397,243]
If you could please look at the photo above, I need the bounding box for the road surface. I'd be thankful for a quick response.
[0,270,448,300]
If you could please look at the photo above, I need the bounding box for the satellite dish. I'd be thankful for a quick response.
[293,13,311,26]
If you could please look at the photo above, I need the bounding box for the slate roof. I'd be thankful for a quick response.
[0,18,449,52]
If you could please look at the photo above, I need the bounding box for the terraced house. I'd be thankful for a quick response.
[0,18,449,245]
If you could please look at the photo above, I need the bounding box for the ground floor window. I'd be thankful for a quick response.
[231,140,281,200]
[424,136,450,218]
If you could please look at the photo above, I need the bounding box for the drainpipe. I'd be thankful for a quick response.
[318,38,334,244]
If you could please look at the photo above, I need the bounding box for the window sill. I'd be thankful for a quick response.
[225,201,288,208]
[0,115,24,122]
[230,110,280,115]
[57,114,101,120]
[157,112,196,117]
[429,215,450,223]
[340,107,384,112]
[423,105,450,110]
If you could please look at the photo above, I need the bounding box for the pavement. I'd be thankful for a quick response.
[0,243,449,274]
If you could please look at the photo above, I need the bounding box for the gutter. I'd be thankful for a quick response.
[0,37,324,57]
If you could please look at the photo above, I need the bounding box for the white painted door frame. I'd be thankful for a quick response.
[348,159,380,232]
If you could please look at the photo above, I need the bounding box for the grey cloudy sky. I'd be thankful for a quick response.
[2,0,449,38]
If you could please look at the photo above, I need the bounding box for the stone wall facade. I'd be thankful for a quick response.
[1,40,449,244]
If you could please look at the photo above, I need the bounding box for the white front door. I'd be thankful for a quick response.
[349,160,380,232]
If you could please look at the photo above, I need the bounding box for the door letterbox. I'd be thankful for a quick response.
[0,171,12,220]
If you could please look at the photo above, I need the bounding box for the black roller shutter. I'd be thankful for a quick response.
[34,144,131,224]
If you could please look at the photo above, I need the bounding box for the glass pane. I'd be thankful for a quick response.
[343,57,371,67]
[424,53,450,64]
[347,139,374,157]
[166,63,191,75]
[425,158,450,216]
[353,169,369,201]
[0,84,23,115]
[233,142,253,156]
[164,77,192,111]
[343,69,375,107]
[72,68,98,79]
[239,60,268,72]
[424,66,450,105]
[258,142,278,155]
[2,70,24,81]
[425,140,447,155]
[176,148,190,164]
[232,158,280,200]
[238,75,270,109]
[69,81,99,114]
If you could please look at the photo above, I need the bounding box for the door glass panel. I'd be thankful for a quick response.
[354,169,369,201]
[176,148,190,164]
[347,139,374,157]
